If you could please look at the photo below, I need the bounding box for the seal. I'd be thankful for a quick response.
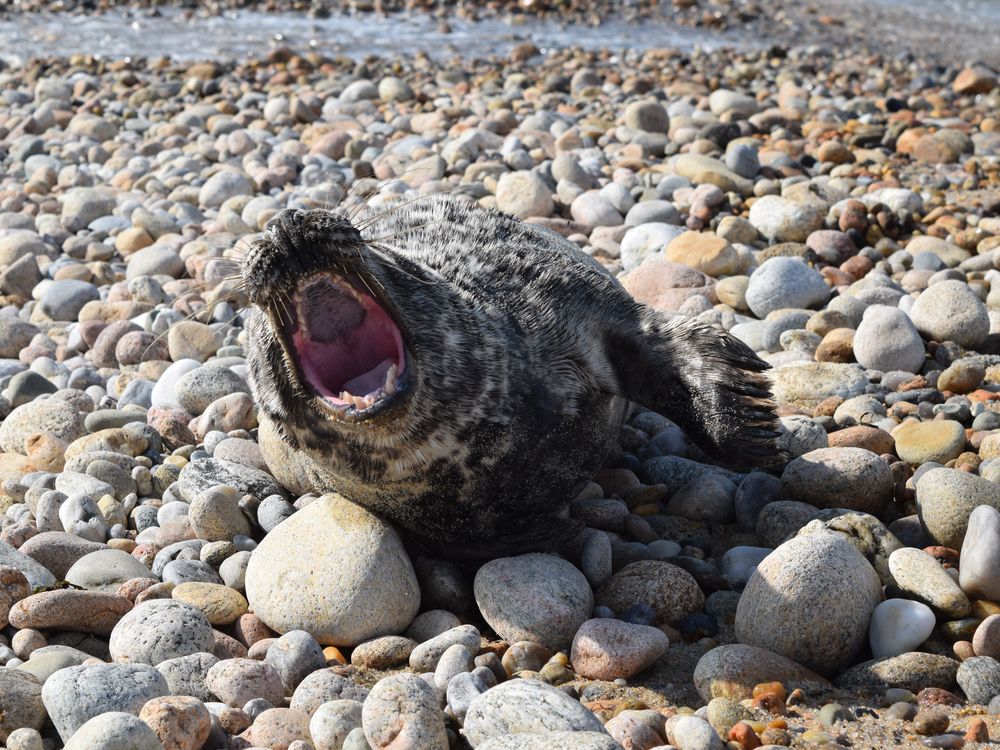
[241,194,779,558]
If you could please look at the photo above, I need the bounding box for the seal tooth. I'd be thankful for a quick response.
[384,363,398,396]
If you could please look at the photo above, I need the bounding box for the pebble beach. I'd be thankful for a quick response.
[1,1,1000,749]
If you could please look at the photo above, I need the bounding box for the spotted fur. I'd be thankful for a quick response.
[242,195,780,557]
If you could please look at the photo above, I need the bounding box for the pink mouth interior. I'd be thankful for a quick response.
[288,274,405,407]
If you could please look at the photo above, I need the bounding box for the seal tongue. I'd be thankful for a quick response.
[290,274,405,405]
[342,358,395,395]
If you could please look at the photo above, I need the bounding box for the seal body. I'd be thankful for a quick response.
[242,195,777,557]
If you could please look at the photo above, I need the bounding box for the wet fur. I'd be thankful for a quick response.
[242,195,779,557]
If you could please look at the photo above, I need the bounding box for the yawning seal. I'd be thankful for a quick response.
[242,195,778,557]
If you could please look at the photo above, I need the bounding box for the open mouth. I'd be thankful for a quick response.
[279,271,407,416]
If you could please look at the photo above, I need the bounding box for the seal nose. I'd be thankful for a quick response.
[266,208,303,237]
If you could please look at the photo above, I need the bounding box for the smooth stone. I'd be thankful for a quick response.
[172,582,248,626]
[245,494,420,647]
[289,668,370,714]
[888,548,970,618]
[594,560,704,626]
[693,644,829,701]
[0,399,85,455]
[41,663,168,741]
[361,674,447,750]
[207,658,284,707]
[474,553,593,651]
[174,458,285,504]
[853,305,925,374]
[310,699,363,750]
[0,671,45,742]
[869,599,937,658]
[155,652,219,702]
[409,625,481,672]
[910,280,990,347]
[198,171,253,208]
[351,636,418,670]
[748,195,826,242]
[735,533,883,675]
[239,706,311,748]
[745,257,830,318]
[973,615,1000,659]
[475,732,621,750]
[138,695,212,750]
[38,279,100,321]
[63,712,164,750]
[8,590,133,636]
[665,715,726,750]
[495,172,554,220]
[957,656,1000,704]
[464,679,606,746]
[916,468,1000,549]
[570,618,670,680]
[65,548,154,592]
[770,362,868,409]
[781,447,892,515]
[265,630,327,693]
[961,505,1000,601]
[0,539,57,589]
[109,600,216,664]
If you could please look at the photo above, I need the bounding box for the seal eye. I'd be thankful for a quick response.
[286,272,406,413]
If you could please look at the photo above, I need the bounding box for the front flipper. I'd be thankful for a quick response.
[608,307,782,468]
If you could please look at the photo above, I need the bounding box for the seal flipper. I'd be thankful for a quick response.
[608,307,782,468]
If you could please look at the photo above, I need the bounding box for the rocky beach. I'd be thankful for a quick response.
[1,1,1000,749]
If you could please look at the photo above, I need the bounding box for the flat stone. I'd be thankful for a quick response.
[692,643,831,701]
[172,582,248,625]
[893,420,966,466]
[836,652,960,695]
[9,589,133,636]
[770,362,868,410]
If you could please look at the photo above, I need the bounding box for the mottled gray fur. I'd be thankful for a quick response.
[242,194,778,557]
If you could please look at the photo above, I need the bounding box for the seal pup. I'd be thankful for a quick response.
[242,194,778,557]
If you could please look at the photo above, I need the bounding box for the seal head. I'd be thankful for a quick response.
[242,196,779,557]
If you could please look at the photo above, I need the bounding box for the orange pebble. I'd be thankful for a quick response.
[751,692,787,716]
[965,718,989,742]
[323,646,347,665]
[728,721,763,750]
[752,681,787,702]
[768,718,788,729]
